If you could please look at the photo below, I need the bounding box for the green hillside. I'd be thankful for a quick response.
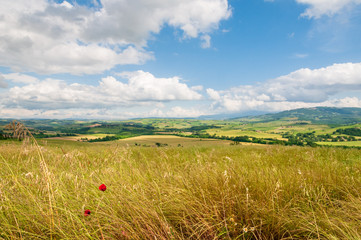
[236,107,361,125]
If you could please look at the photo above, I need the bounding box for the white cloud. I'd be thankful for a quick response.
[60,1,73,9]
[0,0,231,74]
[0,69,208,119]
[0,74,7,88]
[3,73,39,84]
[296,0,361,18]
[102,71,203,101]
[1,63,360,119]
[207,62,361,113]
[0,71,202,110]
[272,63,361,102]
[200,34,211,48]
[84,0,231,42]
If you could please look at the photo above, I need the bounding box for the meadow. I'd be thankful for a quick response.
[316,141,361,147]
[0,138,360,239]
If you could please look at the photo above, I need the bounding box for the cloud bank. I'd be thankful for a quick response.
[1,70,202,110]
[1,63,360,119]
[0,70,207,119]
[0,0,231,74]
[207,62,361,113]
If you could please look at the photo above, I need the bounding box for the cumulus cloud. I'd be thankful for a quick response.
[110,71,203,101]
[84,0,231,43]
[296,0,361,18]
[0,0,231,74]
[0,70,202,110]
[0,69,208,119]
[207,62,361,113]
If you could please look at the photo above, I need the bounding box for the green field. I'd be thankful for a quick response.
[1,138,361,239]
[206,129,285,140]
[316,141,361,147]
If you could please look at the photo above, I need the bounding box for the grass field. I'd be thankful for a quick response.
[316,141,361,147]
[206,129,285,140]
[45,135,236,147]
[137,119,218,130]
[116,135,234,147]
[1,139,361,239]
[271,124,331,135]
[49,134,116,141]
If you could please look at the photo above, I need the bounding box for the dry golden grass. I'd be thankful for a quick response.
[0,140,360,239]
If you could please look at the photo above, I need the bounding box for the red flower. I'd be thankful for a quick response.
[99,184,107,191]
[84,209,91,216]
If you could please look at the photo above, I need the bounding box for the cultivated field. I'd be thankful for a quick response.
[116,135,235,147]
[316,141,361,147]
[0,139,360,239]
[205,129,285,140]
[49,134,116,141]
[45,135,236,147]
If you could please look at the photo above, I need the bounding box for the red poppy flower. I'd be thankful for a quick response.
[99,184,107,191]
[84,209,91,216]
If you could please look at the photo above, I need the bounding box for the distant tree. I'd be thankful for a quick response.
[155,142,168,147]
[0,130,8,140]
[335,128,361,137]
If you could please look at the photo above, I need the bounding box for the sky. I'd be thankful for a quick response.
[0,0,361,119]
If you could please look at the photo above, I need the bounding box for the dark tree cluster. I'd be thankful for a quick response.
[334,127,361,137]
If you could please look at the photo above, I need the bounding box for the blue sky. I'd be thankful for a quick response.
[0,0,361,119]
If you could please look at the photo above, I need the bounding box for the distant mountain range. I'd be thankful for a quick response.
[197,110,267,120]
[231,107,361,125]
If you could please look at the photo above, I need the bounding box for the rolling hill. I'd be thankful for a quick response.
[234,107,361,125]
